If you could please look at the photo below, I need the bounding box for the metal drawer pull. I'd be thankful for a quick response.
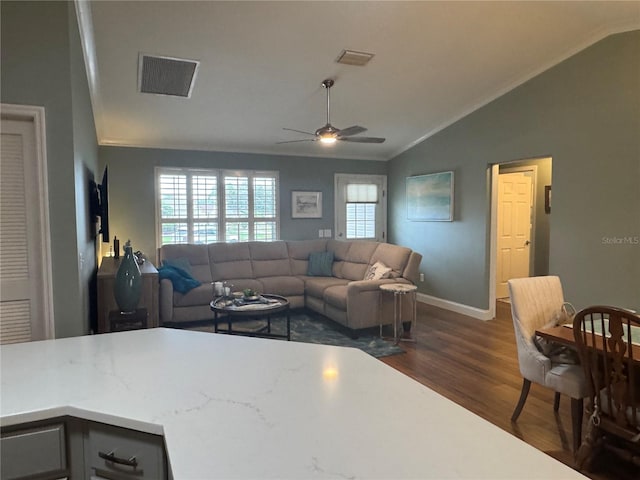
[99,450,139,468]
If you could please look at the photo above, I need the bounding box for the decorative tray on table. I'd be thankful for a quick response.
[213,293,278,307]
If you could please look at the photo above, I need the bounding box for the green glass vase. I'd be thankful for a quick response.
[114,241,142,313]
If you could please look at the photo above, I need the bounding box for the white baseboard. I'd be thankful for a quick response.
[417,293,494,321]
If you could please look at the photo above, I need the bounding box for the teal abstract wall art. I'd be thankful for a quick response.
[406,171,454,221]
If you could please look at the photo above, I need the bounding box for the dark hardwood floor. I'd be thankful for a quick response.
[380,301,639,480]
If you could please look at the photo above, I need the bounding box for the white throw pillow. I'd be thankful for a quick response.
[364,261,392,281]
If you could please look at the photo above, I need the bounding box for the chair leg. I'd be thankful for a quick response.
[575,418,599,471]
[571,397,584,454]
[553,392,561,411]
[512,378,531,422]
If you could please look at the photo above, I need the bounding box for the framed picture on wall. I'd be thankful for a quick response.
[291,191,322,218]
[544,185,551,213]
[406,171,454,221]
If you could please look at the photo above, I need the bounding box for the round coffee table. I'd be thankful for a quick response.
[210,294,291,340]
[379,283,418,344]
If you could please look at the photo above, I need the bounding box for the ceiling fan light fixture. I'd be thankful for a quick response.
[319,135,337,145]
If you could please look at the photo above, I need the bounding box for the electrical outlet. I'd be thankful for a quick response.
[318,229,324,238]
[324,229,331,238]
[419,273,425,282]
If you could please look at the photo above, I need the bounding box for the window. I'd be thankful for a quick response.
[334,174,387,241]
[346,203,376,239]
[156,168,278,246]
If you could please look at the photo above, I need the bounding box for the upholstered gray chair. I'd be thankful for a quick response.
[508,275,588,453]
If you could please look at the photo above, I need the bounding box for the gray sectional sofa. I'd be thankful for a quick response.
[158,239,422,333]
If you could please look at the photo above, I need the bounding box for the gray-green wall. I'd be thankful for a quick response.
[99,147,386,262]
[1,1,99,337]
[388,31,640,312]
[2,0,636,337]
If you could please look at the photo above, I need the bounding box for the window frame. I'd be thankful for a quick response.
[155,167,279,248]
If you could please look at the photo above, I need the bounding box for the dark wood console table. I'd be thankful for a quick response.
[97,257,158,333]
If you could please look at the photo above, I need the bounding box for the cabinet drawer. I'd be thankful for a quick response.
[1,422,66,479]
[86,422,167,480]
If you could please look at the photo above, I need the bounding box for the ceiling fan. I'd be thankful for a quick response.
[278,79,385,145]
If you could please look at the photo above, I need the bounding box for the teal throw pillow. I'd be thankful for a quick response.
[307,251,334,276]
[163,257,193,276]
[158,265,201,293]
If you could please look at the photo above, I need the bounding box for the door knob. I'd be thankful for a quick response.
[524,240,531,246]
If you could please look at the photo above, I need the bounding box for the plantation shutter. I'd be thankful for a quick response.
[0,130,32,343]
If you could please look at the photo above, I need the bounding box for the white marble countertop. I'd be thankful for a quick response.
[1,328,586,479]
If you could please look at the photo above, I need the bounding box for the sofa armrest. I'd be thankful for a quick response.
[347,278,409,294]
[344,279,411,330]
[159,278,174,324]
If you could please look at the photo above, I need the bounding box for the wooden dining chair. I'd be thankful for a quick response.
[508,276,587,453]
[573,305,640,470]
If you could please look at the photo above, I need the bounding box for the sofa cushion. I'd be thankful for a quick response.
[324,284,348,310]
[287,240,328,275]
[307,251,334,276]
[339,241,379,281]
[174,283,212,307]
[257,276,305,296]
[326,239,351,278]
[370,243,412,279]
[303,276,349,298]
[249,241,292,277]
[161,244,212,283]
[209,243,253,280]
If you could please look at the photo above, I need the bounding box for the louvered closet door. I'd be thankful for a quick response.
[0,119,45,343]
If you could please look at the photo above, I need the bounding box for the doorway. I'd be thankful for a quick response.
[489,157,552,315]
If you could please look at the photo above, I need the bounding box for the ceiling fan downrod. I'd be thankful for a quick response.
[322,78,334,127]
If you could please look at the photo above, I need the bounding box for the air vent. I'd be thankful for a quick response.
[335,49,375,66]
[138,54,199,98]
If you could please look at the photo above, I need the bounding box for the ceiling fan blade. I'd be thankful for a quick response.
[340,136,386,144]
[276,139,316,144]
[337,125,367,137]
[283,127,315,136]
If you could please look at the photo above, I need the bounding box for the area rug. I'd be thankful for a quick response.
[167,313,405,358]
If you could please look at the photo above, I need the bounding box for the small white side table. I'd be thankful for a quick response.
[379,283,418,344]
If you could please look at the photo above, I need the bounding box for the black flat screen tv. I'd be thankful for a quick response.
[90,166,109,243]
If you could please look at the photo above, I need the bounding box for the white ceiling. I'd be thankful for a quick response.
[81,1,640,161]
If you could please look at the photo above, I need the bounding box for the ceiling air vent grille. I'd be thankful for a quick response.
[335,49,374,66]
[138,54,199,98]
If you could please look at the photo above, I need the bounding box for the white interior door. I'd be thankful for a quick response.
[0,113,52,343]
[334,174,387,242]
[496,171,533,298]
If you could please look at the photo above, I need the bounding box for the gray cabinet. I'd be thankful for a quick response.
[85,422,166,479]
[1,422,66,479]
[1,417,167,480]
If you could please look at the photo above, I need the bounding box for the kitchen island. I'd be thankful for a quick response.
[1,328,586,479]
